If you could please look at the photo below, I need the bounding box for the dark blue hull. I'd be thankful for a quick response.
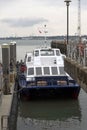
[18,75,80,99]
[19,87,80,100]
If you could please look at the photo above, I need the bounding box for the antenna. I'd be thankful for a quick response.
[44,24,46,43]
[44,25,48,47]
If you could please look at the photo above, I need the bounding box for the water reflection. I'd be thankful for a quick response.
[17,99,81,130]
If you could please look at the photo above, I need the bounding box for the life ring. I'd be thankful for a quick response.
[77,43,85,56]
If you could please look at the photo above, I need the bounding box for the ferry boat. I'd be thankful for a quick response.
[18,47,80,99]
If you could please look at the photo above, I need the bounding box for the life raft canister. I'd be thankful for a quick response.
[20,64,26,72]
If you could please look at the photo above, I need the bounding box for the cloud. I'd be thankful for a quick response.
[0,0,87,37]
[1,18,48,27]
[0,0,16,4]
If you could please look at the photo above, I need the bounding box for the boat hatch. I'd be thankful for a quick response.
[27,66,66,76]
[36,67,42,75]
[28,68,34,75]
[59,67,66,75]
[51,67,58,75]
[43,67,50,75]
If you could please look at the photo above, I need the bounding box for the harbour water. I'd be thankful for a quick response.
[0,39,87,130]
[17,89,87,130]
[0,39,51,62]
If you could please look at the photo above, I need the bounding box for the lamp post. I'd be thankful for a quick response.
[64,0,71,45]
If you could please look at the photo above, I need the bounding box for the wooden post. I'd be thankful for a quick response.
[10,41,16,71]
[9,41,16,83]
[0,63,3,91]
[2,44,10,94]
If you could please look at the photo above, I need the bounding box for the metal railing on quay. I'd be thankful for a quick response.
[67,39,87,67]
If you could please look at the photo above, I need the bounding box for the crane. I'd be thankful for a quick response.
[78,0,81,43]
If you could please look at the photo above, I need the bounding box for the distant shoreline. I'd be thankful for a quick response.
[0,35,87,41]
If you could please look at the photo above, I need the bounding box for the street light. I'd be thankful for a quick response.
[64,0,71,45]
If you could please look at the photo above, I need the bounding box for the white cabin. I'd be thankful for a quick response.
[24,47,66,81]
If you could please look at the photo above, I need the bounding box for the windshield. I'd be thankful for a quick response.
[40,50,54,56]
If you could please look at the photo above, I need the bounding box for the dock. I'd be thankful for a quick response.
[0,39,87,129]
[0,73,18,130]
[0,89,13,130]
[51,40,67,54]
[0,42,18,130]
[52,40,87,93]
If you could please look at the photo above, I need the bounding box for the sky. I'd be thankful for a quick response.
[0,0,87,37]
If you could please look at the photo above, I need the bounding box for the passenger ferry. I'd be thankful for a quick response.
[18,47,80,99]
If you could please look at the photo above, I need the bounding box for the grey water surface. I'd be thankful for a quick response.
[17,89,87,130]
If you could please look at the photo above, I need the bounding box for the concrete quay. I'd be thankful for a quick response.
[0,82,18,130]
[64,58,87,93]
[0,84,13,130]
[51,40,87,93]
[51,40,67,54]
[0,72,18,130]
[0,42,18,130]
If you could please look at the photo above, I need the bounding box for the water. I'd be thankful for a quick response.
[17,89,87,130]
[0,39,51,62]
[0,39,87,130]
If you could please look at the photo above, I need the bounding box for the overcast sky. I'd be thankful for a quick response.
[0,0,87,37]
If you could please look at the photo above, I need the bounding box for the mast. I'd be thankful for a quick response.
[44,25,48,45]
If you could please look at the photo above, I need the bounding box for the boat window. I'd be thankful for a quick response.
[59,67,65,75]
[34,50,39,56]
[41,50,54,56]
[43,67,50,75]
[24,54,27,62]
[25,54,27,59]
[51,67,58,75]
[56,50,60,56]
[28,57,31,62]
[36,67,42,75]
[62,55,66,59]
[28,68,34,75]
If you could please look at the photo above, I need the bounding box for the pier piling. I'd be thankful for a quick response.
[2,44,10,94]
[0,42,18,130]
[10,41,16,71]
